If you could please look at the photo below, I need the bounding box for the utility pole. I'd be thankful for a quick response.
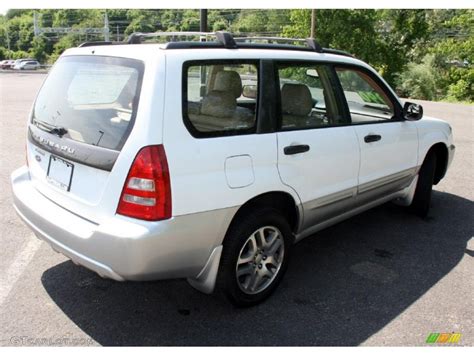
[310,9,316,39]
[117,24,120,42]
[199,9,208,96]
[32,12,107,41]
[104,11,110,41]
[1,16,11,51]
[200,9,208,33]
[5,25,10,51]
[33,11,39,37]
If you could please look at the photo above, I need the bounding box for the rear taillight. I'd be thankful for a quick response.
[117,145,171,221]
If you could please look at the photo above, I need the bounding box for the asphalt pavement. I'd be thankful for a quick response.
[0,73,472,346]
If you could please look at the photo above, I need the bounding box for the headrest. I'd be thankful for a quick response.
[200,91,236,117]
[214,71,242,99]
[281,84,313,116]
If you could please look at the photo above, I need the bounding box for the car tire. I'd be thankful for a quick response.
[410,152,437,218]
[217,207,293,307]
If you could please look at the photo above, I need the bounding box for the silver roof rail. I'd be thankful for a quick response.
[127,31,217,44]
[80,31,351,57]
[234,36,323,53]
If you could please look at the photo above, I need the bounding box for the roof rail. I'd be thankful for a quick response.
[126,30,239,49]
[77,31,353,58]
[234,36,306,43]
[127,31,220,44]
[78,41,114,48]
[235,36,329,55]
[234,36,353,57]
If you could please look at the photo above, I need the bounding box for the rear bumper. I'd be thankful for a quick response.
[11,166,234,282]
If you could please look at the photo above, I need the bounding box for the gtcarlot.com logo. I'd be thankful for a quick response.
[10,335,94,346]
[426,332,462,344]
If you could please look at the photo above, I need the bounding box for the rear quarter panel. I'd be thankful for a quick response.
[161,50,302,225]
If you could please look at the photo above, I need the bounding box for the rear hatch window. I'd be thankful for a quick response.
[31,55,144,156]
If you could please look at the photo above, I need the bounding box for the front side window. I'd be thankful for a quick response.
[335,67,395,123]
[276,63,348,130]
[184,61,258,137]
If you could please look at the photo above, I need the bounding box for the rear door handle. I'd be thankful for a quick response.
[364,134,382,143]
[284,144,310,155]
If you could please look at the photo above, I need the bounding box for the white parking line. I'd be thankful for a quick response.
[0,235,42,306]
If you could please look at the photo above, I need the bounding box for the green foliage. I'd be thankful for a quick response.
[0,46,7,60]
[124,10,162,34]
[29,36,48,62]
[447,79,472,102]
[7,50,30,59]
[0,9,471,103]
[232,10,288,34]
[53,33,83,56]
[278,66,323,88]
[396,55,440,101]
[397,9,473,102]
[284,10,382,66]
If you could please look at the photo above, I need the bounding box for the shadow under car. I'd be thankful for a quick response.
[41,190,473,345]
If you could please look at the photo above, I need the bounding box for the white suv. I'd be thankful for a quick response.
[11,32,455,306]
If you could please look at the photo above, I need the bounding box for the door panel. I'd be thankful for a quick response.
[277,128,360,231]
[334,66,419,198]
[274,63,360,232]
[353,122,418,188]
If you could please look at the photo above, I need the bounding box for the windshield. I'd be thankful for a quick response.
[33,55,144,151]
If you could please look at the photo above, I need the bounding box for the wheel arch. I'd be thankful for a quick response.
[187,191,301,295]
[423,142,449,185]
[226,191,301,239]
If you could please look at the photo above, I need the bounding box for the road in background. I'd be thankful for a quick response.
[0,73,472,346]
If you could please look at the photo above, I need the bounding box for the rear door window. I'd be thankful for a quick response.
[276,62,349,130]
[32,55,144,151]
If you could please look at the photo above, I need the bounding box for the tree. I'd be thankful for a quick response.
[284,10,383,69]
[396,55,440,100]
[124,10,162,35]
[232,10,289,34]
[29,36,48,62]
[0,9,470,102]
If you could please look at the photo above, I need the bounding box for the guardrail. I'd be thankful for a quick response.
[0,65,52,74]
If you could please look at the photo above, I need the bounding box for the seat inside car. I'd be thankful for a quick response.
[188,70,255,131]
[281,83,317,128]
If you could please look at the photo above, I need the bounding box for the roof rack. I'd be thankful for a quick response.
[127,31,217,44]
[79,41,115,48]
[78,31,353,58]
[234,36,324,53]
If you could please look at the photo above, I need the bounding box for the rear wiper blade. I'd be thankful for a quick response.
[32,118,68,137]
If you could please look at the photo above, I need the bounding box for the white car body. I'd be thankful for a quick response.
[11,36,455,298]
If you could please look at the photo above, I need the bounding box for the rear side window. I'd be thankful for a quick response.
[33,56,144,150]
[183,61,259,137]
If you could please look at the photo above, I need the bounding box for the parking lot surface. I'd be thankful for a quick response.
[0,73,472,346]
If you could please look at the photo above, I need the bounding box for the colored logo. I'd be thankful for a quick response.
[426,333,461,344]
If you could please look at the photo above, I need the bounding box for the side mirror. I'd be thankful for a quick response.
[306,68,319,78]
[403,102,423,121]
[242,84,258,99]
